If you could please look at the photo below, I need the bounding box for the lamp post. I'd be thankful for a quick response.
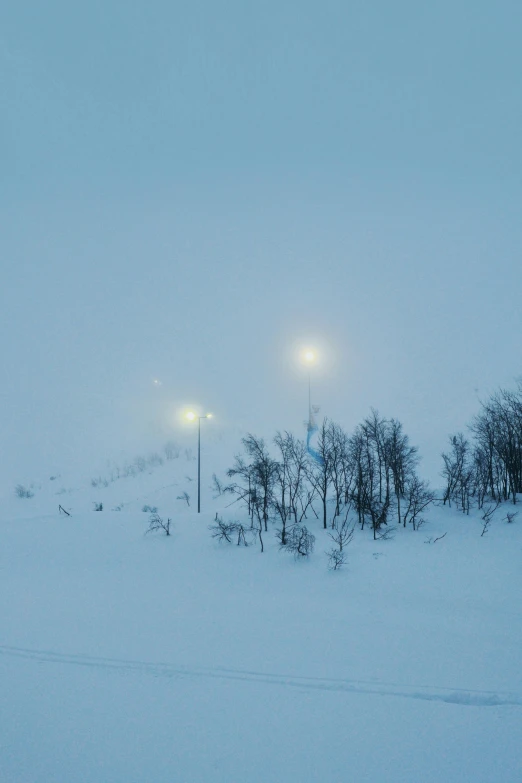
[186,411,212,513]
[303,350,316,427]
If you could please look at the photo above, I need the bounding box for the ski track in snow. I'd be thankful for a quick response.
[1,644,520,708]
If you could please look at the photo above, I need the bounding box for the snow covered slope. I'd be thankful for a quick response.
[1,448,521,782]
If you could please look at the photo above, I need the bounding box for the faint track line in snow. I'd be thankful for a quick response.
[1,644,521,708]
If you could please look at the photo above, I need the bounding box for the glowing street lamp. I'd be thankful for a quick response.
[185,411,213,513]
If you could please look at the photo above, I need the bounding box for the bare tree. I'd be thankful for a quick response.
[306,418,335,530]
[441,433,474,512]
[351,418,391,539]
[387,418,419,525]
[227,434,277,533]
[273,431,315,544]
[327,422,352,522]
[326,514,355,570]
[448,381,522,508]
[403,475,435,531]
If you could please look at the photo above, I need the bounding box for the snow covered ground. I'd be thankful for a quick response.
[1,446,521,782]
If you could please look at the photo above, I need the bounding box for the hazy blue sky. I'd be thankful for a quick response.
[1,1,521,487]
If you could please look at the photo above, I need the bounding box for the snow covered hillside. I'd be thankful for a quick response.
[1,443,521,782]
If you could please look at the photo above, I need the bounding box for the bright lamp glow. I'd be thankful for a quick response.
[304,351,315,362]
[185,411,196,421]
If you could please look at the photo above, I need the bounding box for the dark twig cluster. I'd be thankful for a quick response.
[146,513,172,536]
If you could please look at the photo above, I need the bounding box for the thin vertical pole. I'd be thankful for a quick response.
[308,372,311,426]
[197,417,201,513]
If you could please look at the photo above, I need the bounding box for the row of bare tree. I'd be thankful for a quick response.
[442,382,522,511]
[223,410,434,542]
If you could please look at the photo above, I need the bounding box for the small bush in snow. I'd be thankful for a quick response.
[327,548,348,570]
[209,516,252,546]
[212,473,226,496]
[209,515,235,544]
[93,502,103,511]
[424,532,447,544]
[326,517,355,569]
[280,525,315,559]
[480,500,500,536]
[146,513,172,536]
[142,505,158,513]
[177,491,190,507]
[134,456,147,473]
[15,484,34,499]
[164,441,180,460]
[375,525,397,540]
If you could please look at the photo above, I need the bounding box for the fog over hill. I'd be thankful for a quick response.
[2,2,522,778]
[2,2,522,492]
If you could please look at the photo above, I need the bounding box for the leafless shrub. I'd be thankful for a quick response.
[212,473,225,496]
[142,505,158,513]
[505,511,518,524]
[327,548,348,570]
[424,532,447,544]
[209,515,235,543]
[164,441,180,460]
[326,515,355,569]
[93,502,103,511]
[329,516,355,549]
[208,516,253,547]
[280,525,315,559]
[91,476,107,488]
[146,513,172,536]
[15,484,34,499]
[185,448,194,461]
[234,523,250,546]
[109,464,121,481]
[177,491,190,507]
[481,500,500,536]
[375,525,396,540]
[147,452,164,467]
[134,456,147,473]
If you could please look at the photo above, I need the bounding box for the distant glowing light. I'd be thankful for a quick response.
[300,348,317,366]
[185,411,196,421]
[153,378,162,385]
